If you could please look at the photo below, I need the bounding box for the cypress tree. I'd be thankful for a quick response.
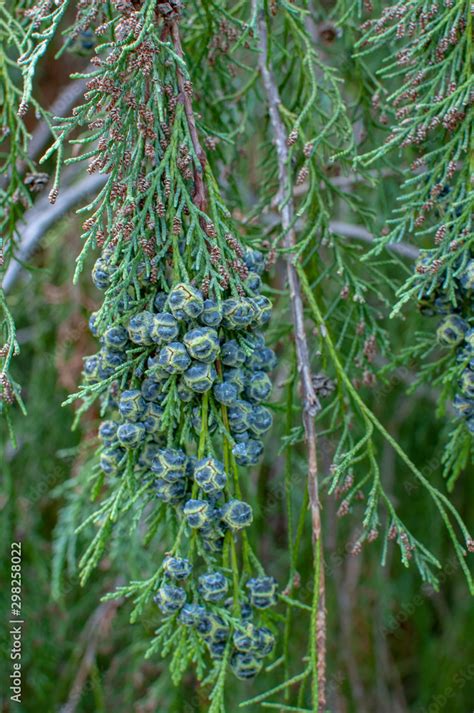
[0,0,472,710]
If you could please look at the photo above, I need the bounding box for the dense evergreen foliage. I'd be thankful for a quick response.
[0,0,472,711]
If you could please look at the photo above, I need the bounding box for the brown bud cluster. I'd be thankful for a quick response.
[0,372,15,404]
[287,129,298,146]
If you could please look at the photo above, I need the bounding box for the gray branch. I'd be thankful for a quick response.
[2,173,107,294]
[294,168,397,196]
[253,2,327,706]
[329,221,420,260]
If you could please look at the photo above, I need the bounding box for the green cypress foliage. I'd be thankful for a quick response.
[0,0,472,710]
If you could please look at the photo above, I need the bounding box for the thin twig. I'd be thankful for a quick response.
[169,20,207,212]
[253,4,326,708]
[294,168,397,196]
[261,211,420,260]
[329,221,420,260]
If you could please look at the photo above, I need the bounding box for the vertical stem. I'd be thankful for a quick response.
[310,537,322,709]
[198,390,209,459]
[283,363,296,698]
[169,20,207,212]
[252,2,326,707]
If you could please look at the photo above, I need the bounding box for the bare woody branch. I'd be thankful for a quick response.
[2,173,107,294]
[252,3,326,708]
